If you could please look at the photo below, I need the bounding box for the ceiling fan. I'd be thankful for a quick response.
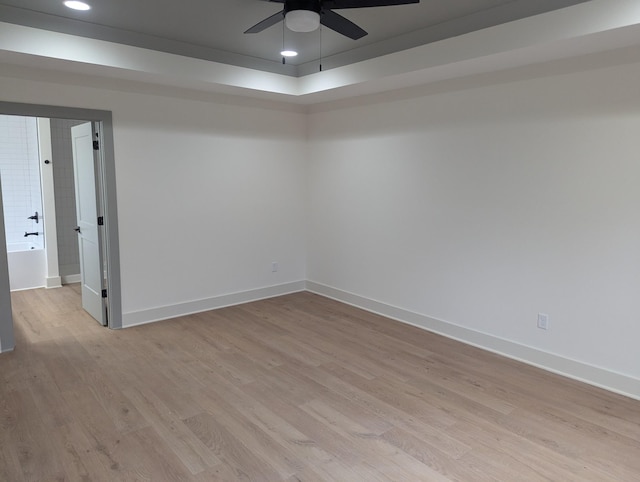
[245,0,420,40]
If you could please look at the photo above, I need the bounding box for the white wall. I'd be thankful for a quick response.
[307,61,640,390]
[0,74,308,325]
[115,97,308,323]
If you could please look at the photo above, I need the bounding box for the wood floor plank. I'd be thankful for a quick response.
[82,367,149,434]
[122,386,220,475]
[380,426,494,482]
[321,362,461,429]
[123,426,206,481]
[27,360,77,429]
[54,422,113,482]
[505,406,640,479]
[184,410,283,481]
[446,415,621,481]
[190,363,342,473]
[299,398,451,481]
[195,387,315,478]
[288,362,473,459]
[241,380,374,466]
[110,353,206,420]
[37,341,86,393]
[0,437,24,482]
[4,388,66,481]
[0,393,26,482]
[191,402,304,479]
[1,286,638,480]
[59,385,126,477]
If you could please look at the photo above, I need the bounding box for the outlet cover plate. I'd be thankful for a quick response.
[537,313,549,330]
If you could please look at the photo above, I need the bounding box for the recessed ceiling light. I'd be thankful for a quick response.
[64,1,91,11]
[280,50,298,57]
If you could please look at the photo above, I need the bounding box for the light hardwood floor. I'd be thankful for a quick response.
[1,285,639,481]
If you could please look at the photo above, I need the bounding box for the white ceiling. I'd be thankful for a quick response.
[1,0,640,106]
[0,0,588,75]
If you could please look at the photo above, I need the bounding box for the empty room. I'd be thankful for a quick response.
[1,0,639,480]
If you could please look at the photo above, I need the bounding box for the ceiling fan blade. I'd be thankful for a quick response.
[320,10,367,39]
[325,0,419,9]
[244,10,285,33]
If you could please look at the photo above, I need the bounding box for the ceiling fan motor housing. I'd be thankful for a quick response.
[284,0,322,14]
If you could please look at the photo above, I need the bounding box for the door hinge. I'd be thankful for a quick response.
[97,216,104,226]
[102,289,107,298]
[93,140,100,150]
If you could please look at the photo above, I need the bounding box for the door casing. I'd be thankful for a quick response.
[0,102,122,329]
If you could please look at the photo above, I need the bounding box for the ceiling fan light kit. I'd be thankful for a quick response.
[285,10,321,32]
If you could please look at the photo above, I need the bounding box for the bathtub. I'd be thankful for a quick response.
[6,242,46,291]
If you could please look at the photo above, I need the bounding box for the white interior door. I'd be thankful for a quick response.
[71,122,106,325]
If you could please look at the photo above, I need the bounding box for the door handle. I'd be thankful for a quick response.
[74,226,81,233]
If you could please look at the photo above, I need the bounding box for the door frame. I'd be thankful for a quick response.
[0,101,122,329]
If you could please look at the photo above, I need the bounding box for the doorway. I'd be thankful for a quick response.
[0,102,122,331]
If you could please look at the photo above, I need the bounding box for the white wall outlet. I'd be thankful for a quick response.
[537,313,549,330]
[271,262,279,273]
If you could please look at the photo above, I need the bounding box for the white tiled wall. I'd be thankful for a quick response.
[50,119,82,276]
[0,115,44,249]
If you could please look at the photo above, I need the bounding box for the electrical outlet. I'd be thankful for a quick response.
[271,262,279,273]
[537,313,549,330]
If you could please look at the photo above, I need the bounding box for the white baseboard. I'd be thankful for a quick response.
[45,276,62,289]
[306,281,640,401]
[61,274,81,284]
[9,285,45,292]
[0,344,15,354]
[122,280,306,328]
